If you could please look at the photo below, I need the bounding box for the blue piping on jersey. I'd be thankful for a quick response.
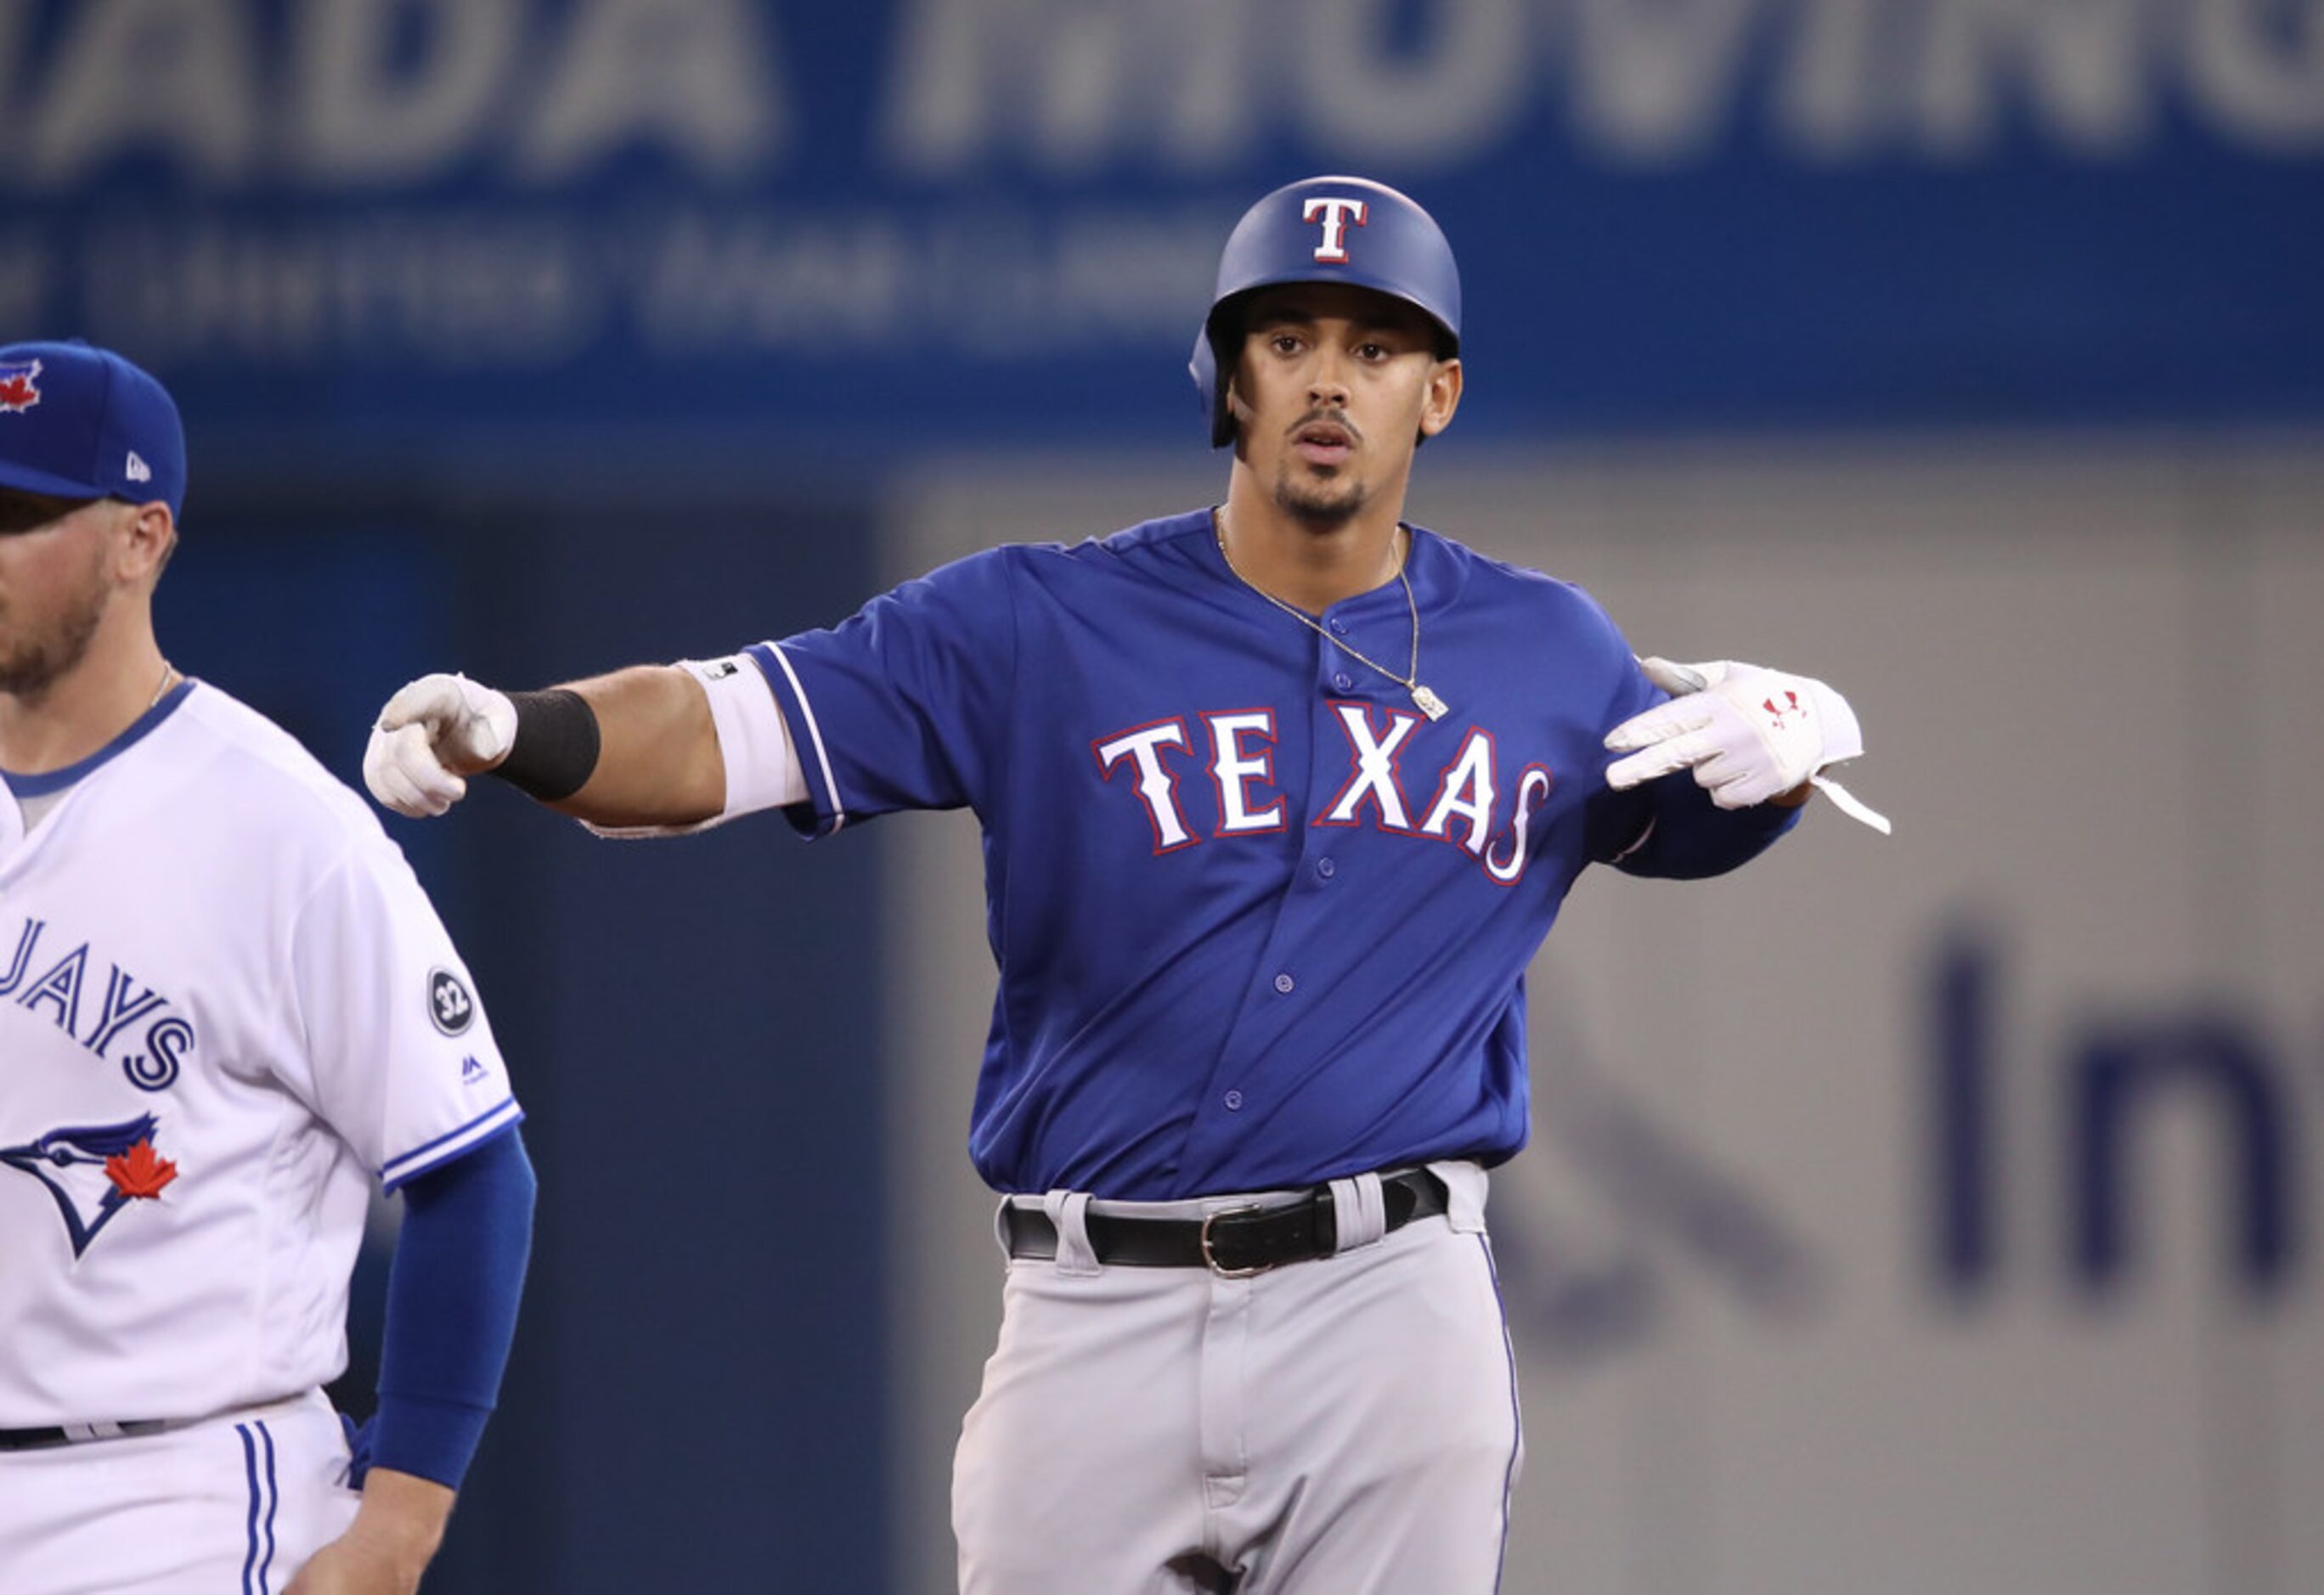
[2,679,195,797]
[379,1100,522,1191]
[748,641,844,833]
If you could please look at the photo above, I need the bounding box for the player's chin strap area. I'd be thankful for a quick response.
[999,1169,1449,1279]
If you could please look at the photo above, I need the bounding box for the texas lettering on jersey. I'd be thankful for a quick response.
[1093,700,1555,886]
[1,913,196,1091]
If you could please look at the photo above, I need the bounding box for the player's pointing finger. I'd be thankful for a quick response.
[366,724,466,816]
[1605,730,1718,791]
[376,673,464,734]
[1602,698,1711,753]
[1636,655,1713,696]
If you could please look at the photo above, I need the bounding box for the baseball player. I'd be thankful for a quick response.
[0,340,533,1595]
[365,176,1883,1592]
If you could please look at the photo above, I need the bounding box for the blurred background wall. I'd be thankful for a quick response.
[5,3,2319,1591]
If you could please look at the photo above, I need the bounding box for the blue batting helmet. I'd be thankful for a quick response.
[1190,175,1462,448]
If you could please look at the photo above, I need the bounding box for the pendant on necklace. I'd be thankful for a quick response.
[1411,684,1449,721]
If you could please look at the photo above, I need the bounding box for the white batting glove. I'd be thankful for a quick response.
[364,673,518,818]
[1605,657,1890,833]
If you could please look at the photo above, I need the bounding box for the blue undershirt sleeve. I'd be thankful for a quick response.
[1608,772,1802,880]
[366,1125,536,1491]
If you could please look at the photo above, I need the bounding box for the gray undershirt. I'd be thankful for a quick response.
[11,782,68,831]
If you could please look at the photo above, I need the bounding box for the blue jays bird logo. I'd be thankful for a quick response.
[2,1113,178,1259]
[0,358,41,413]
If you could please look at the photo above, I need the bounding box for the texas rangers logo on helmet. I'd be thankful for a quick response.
[2,1114,179,1259]
[0,358,41,414]
[1301,198,1369,262]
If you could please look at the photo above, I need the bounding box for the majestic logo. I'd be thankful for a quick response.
[0,358,41,414]
[2,1114,178,1259]
[460,1054,488,1085]
[428,968,475,1035]
[1300,197,1369,262]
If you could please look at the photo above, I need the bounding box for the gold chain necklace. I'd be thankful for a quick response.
[148,661,178,708]
[1213,511,1448,721]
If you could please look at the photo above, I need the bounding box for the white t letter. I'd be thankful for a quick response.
[1095,720,1199,852]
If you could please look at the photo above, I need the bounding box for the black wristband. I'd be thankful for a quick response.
[490,689,601,802]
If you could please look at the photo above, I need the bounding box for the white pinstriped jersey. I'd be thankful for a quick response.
[0,682,519,1428]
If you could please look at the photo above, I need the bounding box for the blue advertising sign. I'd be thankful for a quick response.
[3,0,2319,447]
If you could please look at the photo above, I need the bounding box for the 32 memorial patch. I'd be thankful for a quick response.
[428,968,476,1036]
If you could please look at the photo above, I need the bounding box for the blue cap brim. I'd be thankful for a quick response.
[0,459,107,504]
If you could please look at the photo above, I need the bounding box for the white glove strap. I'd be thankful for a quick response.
[1809,772,1891,835]
[1791,674,1888,832]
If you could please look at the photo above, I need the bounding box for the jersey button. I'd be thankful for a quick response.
[1316,857,1336,880]
[1272,972,1295,995]
[1331,672,1353,690]
[1328,618,1348,635]
[1224,1090,1244,1111]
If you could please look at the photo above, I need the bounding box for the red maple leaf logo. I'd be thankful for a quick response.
[105,1140,178,1200]
[0,374,38,411]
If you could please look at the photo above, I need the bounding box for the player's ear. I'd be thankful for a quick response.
[115,502,177,585]
[1418,357,1463,441]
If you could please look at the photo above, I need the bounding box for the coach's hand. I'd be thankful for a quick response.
[1605,657,1889,832]
[284,1469,451,1593]
[364,674,518,818]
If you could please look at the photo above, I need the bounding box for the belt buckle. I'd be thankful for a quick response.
[1199,1204,1268,1278]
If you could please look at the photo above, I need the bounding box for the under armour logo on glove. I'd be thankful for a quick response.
[1605,657,1891,834]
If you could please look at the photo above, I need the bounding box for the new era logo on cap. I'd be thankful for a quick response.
[0,341,185,517]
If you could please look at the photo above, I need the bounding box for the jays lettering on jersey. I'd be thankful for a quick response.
[0,683,518,1429]
[739,512,1794,1199]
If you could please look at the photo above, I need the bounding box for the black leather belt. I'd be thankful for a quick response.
[0,1419,168,1451]
[1001,1169,1449,1278]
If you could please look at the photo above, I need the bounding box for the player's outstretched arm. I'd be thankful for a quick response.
[366,665,724,829]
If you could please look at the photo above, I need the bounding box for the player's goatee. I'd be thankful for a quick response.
[1274,469,1368,528]
[0,587,104,697]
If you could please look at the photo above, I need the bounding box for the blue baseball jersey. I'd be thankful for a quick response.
[750,510,1795,1199]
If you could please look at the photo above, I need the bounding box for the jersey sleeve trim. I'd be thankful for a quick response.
[1608,814,1657,864]
[380,1099,524,1192]
[747,641,846,837]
